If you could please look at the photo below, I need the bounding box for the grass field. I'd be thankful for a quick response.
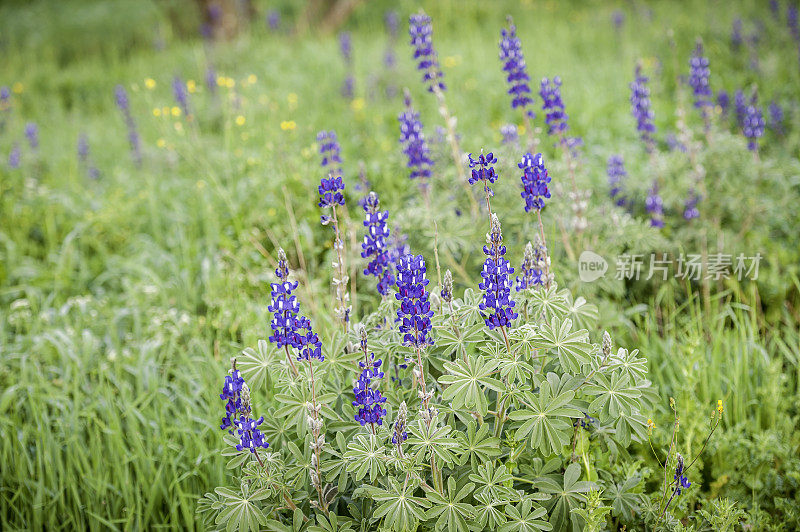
[1,0,799,530]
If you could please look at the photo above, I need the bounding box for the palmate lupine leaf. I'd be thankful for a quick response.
[614,411,649,446]
[454,288,484,325]
[584,371,641,422]
[438,355,504,416]
[434,321,484,360]
[359,478,431,532]
[473,492,508,530]
[308,512,357,532]
[273,386,339,434]
[532,318,592,374]
[560,291,599,330]
[343,434,387,482]
[526,284,569,323]
[507,378,583,455]
[238,339,275,391]
[468,462,518,502]
[453,421,501,468]
[607,347,648,383]
[407,419,460,466]
[214,486,270,532]
[322,432,350,494]
[498,498,552,532]
[537,463,595,532]
[424,477,475,532]
[605,476,641,520]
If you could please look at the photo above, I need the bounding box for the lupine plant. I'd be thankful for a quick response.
[114,84,142,166]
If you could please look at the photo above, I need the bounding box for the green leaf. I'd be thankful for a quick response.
[472,492,508,530]
[468,462,518,502]
[407,419,460,466]
[507,377,583,455]
[605,476,641,520]
[537,463,594,532]
[454,421,501,469]
[439,355,504,416]
[499,498,552,532]
[343,434,387,482]
[214,486,269,532]
[425,477,475,532]
[526,285,569,324]
[584,372,642,422]
[532,318,592,374]
[366,477,431,532]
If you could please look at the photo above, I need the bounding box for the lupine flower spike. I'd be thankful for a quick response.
[499,16,537,150]
[353,329,387,433]
[688,41,712,129]
[398,90,433,197]
[630,65,656,151]
[114,84,142,167]
[479,214,518,333]
[339,32,354,99]
[317,130,351,331]
[468,150,499,222]
[606,155,627,207]
[361,192,394,297]
[683,190,700,220]
[268,248,301,376]
[742,95,765,154]
[769,101,784,135]
[172,76,192,119]
[25,122,39,150]
[519,152,552,252]
[646,181,665,228]
[220,359,269,457]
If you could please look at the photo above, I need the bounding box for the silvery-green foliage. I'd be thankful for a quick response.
[199,282,655,531]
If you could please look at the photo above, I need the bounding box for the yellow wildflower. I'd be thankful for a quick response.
[171,107,181,117]
[153,108,161,117]
[248,74,257,84]
[156,138,166,148]
[280,120,296,131]
[350,98,365,111]
[12,82,23,94]
[144,78,156,90]
[717,400,723,415]
[235,115,246,126]
[187,80,196,93]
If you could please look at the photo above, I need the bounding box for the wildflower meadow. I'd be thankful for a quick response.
[1,1,799,531]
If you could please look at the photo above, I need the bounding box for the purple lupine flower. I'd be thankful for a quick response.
[683,190,700,220]
[500,124,519,144]
[339,32,354,99]
[398,92,433,184]
[292,315,323,361]
[731,18,743,50]
[235,412,270,453]
[409,13,445,93]
[114,84,141,166]
[499,17,533,114]
[645,181,665,228]
[606,155,627,207]
[268,249,301,349]
[317,130,346,211]
[770,0,780,20]
[515,241,542,291]
[1,87,11,132]
[219,367,245,432]
[479,214,518,330]
[688,41,712,110]
[267,10,280,31]
[674,455,691,496]
[540,77,568,136]
[172,76,191,117]
[612,10,625,30]
[394,254,434,348]
[114,85,129,112]
[717,90,730,118]
[361,192,394,296]
[734,89,747,127]
[24,122,38,149]
[77,134,89,162]
[665,133,687,152]
[630,65,656,150]
[467,151,499,198]
[789,6,799,42]
[742,101,765,151]
[205,66,217,94]
[392,402,408,444]
[519,152,551,211]
[352,353,387,426]
[8,143,20,169]
[385,10,399,39]
[769,101,785,135]
[387,227,409,268]
[0,86,9,104]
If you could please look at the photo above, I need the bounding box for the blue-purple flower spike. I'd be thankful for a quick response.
[361,192,394,296]
[519,152,551,212]
[398,91,433,185]
[499,16,533,114]
[293,316,324,362]
[630,65,656,150]
[468,151,499,198]
[268,249,301,349]
[409,13,445,93]
[769,101,785,135]
[688,41,712,113]
[479,214,518,329]
[606,155,627,207]
[114,84,141,166]
[540,77,568,136]
[172,76,191,118]
[220,361,269,454]
[515,241,545,291]
[317,130,346,211]
[25,122,39,150]
[219,366,244,433]
[353,332,387,427]
[8,143,21,169]
[645,181,665,228]
[683,190,700,220]
[742,101,765,151]
[395,254,434,348]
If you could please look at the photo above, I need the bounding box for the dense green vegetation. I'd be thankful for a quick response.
[1,0,798,530]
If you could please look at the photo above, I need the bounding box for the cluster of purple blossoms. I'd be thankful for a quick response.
[24,122,38,149]
[645,181,665,228]
[205,66,217,94]
[789,5,799,42]
[409,13,445,93]
[734,89,747,127]
[353,353,387,426]
[606,155,627,207]
[220,368,245,432]
[267,10,280,31]
[674,455,692,496]
[519,152,551,211]
[219,363,270,454]
[742,101,765,151]
[716,90,730,118]
[395,254,434,348]
[0,86,9,131]
[398,92,433,184]
[361,192,394,296]
[770,0,780,20]
[172,76,191,118]
[540,77,568,136]
[392,402,408,445]
[293,316,324,362]
[339,32,354,99]
[688,42,712,110]
[479,215,518,329]
[515,241,543,291]
[235,415,270,453]
[499,18,534,114]
[77,134,100,180]
[769,101,784,135]
[500,124,519,145]
[683,190,701,220]
[731,18,743,50]
[317,130,346,210]
[468,151,499,198]
[612,10,625,30]
[8,142,21,169]
[114,84,142,166]
[268,250,301,349]
[630,65,656,149]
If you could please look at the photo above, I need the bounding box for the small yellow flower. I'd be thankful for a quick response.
[287,92,298,110]
[12,82,23,94]
[518,125,526,135]
[267,208,277,217]
[717,400,723,415]
[162,106,170,116]
[156,138,166,148]
[153,108,162,117]
[196,180,206,189]
[647,418,655,430]
[187,80,196,93]
[247,74,257,84]
[225,77,235,89]
[216,76,225,87]
[235,115,246,126]
[443,55,461,68]
[350,98,365,111]
[171,106,181,117]
[144,78,156,90]
[280,120,296,131]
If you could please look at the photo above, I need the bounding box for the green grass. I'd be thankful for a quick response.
[1,0,799,529]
